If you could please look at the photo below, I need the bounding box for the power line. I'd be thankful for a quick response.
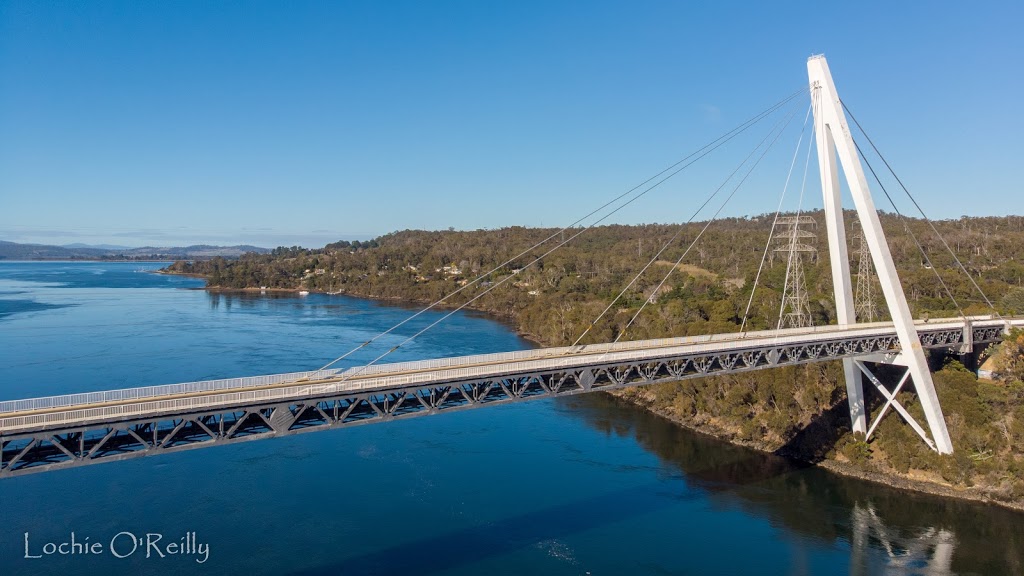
[776,94,818,330]
[740,96,816,332]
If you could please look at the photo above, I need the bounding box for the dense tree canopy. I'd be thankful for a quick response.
[166,211,1024,504]
[169,211,1024,343]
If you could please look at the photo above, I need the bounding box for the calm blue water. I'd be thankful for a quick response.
[0,261,1020,575]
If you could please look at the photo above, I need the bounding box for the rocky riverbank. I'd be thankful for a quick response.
[174,274,1024,513]
[610,386,1024,513]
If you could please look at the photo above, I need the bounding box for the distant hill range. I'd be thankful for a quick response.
[0,241,270,260]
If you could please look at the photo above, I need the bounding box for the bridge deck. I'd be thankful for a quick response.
[1,317,1015,435]
[0,316,1017,477]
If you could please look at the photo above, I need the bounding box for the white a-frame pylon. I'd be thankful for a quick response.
[807,55,954,454]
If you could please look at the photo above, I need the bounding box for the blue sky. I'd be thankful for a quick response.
[2,1,1021,248]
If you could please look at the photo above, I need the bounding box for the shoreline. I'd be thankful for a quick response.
[160,270,544,345]
[171,273,1023,514]
[3,259,178,264]
[615,391,1024,514]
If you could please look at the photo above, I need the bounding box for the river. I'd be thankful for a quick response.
[0,261,1020,575]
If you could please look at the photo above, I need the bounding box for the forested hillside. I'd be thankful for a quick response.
[169,211,1024,337]
[166,211,1024,506]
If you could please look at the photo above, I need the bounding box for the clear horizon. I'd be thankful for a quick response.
[3,2,1022,248]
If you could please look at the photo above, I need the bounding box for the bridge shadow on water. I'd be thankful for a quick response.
[285,393,1024,575]
[564,393,1024,575]
[283,395,827,576]
[284,481,671,575]
[278,410,833,574]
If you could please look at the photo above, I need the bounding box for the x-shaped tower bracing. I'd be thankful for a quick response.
[808,55,953,454]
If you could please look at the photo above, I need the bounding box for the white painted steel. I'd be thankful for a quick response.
[857,361,935,450]
[810,57,865,436]
[809,55,952,452]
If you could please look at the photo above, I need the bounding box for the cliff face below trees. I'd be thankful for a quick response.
[165,212,1024,509]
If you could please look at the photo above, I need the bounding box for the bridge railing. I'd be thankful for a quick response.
[333,316,999,380]
[0,370,342,416]
[2,319,884,414]
[2,318,1004,432]
[0,316,1008,426]
[337,318,904,378]
[2,337,769,431]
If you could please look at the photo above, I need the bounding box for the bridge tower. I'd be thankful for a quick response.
[808,55,954,453]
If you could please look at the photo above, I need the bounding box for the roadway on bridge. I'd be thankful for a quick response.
[1,317,1017,435]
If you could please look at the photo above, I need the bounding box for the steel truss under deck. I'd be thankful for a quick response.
[0,323,1004,478]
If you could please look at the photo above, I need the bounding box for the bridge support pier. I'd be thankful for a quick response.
[957,317,980,371]
[841,358,866,436]
[856,360,936,450]
[809,55,953,453]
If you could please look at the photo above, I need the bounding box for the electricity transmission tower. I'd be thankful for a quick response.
[774,215,817,328]
[854,228,877,322]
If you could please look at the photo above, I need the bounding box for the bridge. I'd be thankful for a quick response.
[0,317,1019,476]
[2,55,1020,477]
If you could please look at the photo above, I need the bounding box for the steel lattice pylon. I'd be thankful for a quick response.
[854,229,877,323]
[774,216,817,329]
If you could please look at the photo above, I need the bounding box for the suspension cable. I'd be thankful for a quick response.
[615,104,802,342]
[841,100,1001,319]
[308,92,808,386]
[851,137,966,318]
[311,87,807,373]
[775,93,818,330]
[740,94,816,333]
[574,102,800,346]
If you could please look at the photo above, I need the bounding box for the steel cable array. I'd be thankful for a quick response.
[609,104,805,344]
[306,88,807,387]
[573,101,804,346]
[841,100,1003,321]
